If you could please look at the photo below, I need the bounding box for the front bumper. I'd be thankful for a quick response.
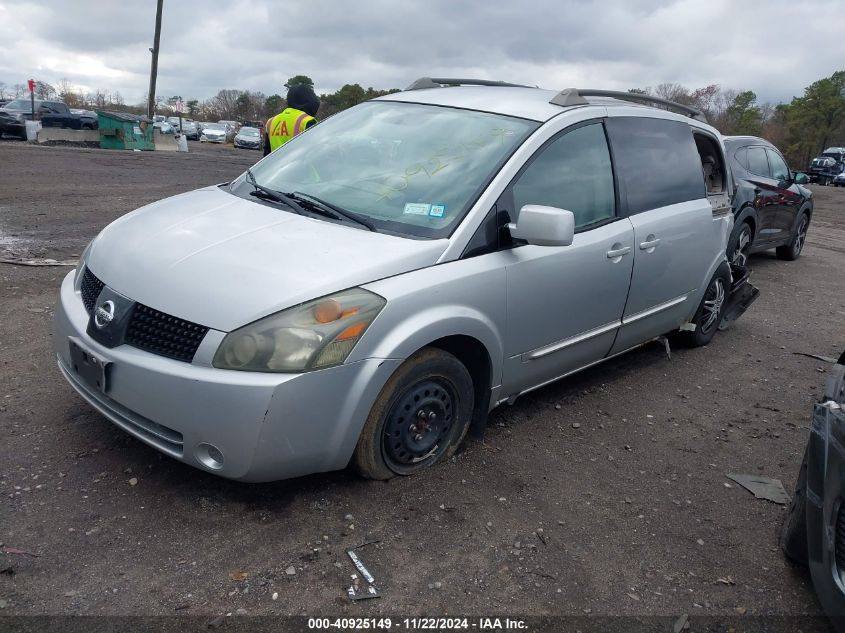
[0,117,24,134]
[201,135,225,143]
[807,359,845,621]
[54,271,401,481]
[235,140,260,149]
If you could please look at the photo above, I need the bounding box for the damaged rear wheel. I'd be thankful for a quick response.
[680,269,730,347]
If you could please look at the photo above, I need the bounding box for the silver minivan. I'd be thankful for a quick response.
[55,79,757,482]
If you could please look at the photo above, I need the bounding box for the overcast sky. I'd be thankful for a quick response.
[0,0,841,105]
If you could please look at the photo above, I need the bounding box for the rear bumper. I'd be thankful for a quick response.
[54,270,401,481]
[718,263,760,330]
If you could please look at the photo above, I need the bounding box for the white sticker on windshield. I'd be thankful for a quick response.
[403,203,431,216]
[429,204,446,218]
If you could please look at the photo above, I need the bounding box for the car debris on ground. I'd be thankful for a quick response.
[726,474,791,505]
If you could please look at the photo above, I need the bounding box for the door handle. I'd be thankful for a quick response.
[606,246,631,259]
[639,238,661,250]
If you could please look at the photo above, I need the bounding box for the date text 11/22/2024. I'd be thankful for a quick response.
[307,618,528,630]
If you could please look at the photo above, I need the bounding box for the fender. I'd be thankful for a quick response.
[350,256,510,387]
[350,305,505,388]
[790,202,813,232]
[732,204,758,236]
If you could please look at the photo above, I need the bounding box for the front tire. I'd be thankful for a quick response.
[728,220,753,267]
[352,348,474,480]
[680,269,729,347]
[780,445,809,565]
[776,213,809,261]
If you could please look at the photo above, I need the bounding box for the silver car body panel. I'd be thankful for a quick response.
[56,272,402,482]
[85,186,448,331]
[56,87,735,480]
[502,219,635,396]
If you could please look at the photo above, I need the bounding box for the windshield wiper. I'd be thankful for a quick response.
[289,191,377,232]
[244,168,306,215]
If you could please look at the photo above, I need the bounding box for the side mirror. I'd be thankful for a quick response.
[507,205,575,247]
[793,172,809,185]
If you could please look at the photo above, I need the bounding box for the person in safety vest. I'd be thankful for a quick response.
[263,83,320,156]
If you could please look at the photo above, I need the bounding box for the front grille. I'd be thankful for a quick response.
[125,303,209,363]
[79,268,208,363]
[80,268,104,314]
[836,505,845,574]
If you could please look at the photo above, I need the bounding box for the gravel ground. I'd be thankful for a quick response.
[1,140,844,624]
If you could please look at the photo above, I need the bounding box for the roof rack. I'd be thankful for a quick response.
[550,88,708,122]
[405,77,534,90]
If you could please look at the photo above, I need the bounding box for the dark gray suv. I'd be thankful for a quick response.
[723,136,813,265]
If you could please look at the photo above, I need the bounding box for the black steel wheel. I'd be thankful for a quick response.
[353,348,474,480]
[381,379,457,474]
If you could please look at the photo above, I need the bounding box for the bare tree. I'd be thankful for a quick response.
[654,82,691,104]
[57,78,84,108]
[212,89,242,120]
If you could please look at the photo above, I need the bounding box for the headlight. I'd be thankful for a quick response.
[213,288,386,373]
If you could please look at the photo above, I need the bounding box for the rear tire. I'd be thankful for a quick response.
[780,444,809,565]
[679,269,730,347]
[776,213,809,261]
[352,348,474,480]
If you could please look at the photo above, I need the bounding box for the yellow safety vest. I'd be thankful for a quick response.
[266,108,316,151]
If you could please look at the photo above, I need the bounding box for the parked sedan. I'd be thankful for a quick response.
[233,126,262,149]
[723,136,813,265]
[181,120,199,140]
[55,82,756,482]
[153,121,174,135]
[781,350,845,630]
[200,123,227,143]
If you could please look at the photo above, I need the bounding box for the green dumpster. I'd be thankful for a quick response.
[98,111,155,150]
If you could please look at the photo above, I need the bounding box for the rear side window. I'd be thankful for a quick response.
[605,117,704,215]
[746,147,770,176]
[511,122,615,230]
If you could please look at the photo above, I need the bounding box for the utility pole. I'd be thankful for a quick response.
[147,0,163,119]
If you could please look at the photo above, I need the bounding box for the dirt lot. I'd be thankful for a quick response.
[1,140,844,625]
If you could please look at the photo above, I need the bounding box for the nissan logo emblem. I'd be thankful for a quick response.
[94,300,115,329]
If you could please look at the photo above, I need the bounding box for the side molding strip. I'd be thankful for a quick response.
[622,293,689,325]
[523,320,621,361]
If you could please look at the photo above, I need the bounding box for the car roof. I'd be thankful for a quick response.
[377,85,709,126]
[722,135,775,149]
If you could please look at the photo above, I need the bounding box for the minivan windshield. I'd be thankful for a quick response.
[236,101,538,238]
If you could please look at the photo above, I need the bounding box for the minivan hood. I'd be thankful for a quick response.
[87,186,448,331]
